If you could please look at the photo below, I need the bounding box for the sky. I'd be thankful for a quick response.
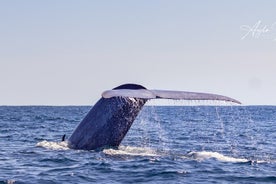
[0,0,276,105]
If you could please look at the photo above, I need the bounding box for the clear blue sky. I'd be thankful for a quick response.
[0,1,275,105]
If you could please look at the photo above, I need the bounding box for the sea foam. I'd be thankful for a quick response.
[36,140,69,150]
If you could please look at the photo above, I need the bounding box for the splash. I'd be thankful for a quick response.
[186,151,249,163]
[146,99,239,106]
[103,146,159,157]
[4,179,16,184]
[185,151,273,164]
[36,140,69,150]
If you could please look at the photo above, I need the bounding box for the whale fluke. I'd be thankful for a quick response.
[68,84,241,150]
[102,89,241,104]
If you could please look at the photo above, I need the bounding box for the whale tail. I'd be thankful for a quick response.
[68,84,147,150]
[68,84,241,150]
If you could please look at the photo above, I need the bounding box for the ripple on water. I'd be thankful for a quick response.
[0,106,275,183]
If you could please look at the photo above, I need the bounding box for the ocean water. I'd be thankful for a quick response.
[0,105,275,184]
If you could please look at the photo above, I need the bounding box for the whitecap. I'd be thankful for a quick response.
[6,179,16,184]
[186,151,249,163]
[36,140,69,150]
[103,146,159,157]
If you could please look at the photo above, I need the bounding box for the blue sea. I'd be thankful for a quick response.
[0,105,275,183]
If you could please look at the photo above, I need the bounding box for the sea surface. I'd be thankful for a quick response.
[0,105,275,183]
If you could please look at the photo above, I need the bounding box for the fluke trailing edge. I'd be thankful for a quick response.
[68,84,241,150]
